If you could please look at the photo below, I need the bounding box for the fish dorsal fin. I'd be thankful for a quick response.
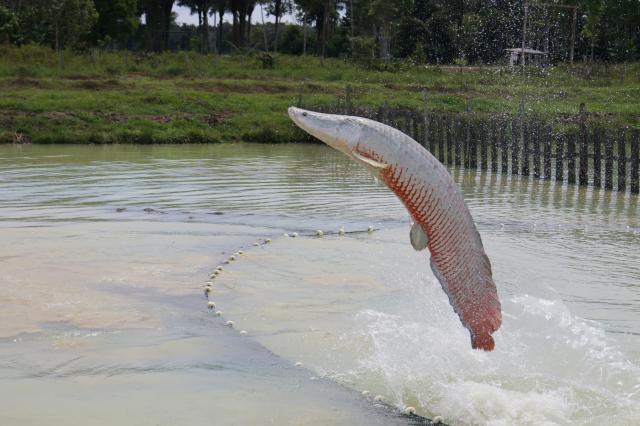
[352,151,389,170]
[410,222,428,251]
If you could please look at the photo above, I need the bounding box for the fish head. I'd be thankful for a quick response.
[288,107,364,157]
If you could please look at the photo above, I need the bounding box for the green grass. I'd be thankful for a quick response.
[0,45,638,144]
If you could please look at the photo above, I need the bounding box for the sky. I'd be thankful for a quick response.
[174,5,297,26]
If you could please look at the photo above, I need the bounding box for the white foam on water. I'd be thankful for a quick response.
[347,280,640,426]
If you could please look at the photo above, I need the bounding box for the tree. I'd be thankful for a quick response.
[277,23,303,53]
[246,0,256,44]
[228,0,253,49]
[294,0,337,57]
[365,0,411,60]
[93,0,139,48]
[0,4,18,44]
[140,0,175,52]
[589,0,640,61]
[13,0,97,50]
[178,0,213,52]
[210,0,227,52]
[266,0,292,53]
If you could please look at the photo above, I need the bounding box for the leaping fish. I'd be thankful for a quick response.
[288,107,502,351]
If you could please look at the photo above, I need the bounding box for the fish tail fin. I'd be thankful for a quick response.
[471,333,495,351]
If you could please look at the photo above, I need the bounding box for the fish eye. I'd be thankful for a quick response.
[302,112,308,116]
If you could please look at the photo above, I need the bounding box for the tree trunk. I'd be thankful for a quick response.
[274,15,280,53]
[55,20,59,52]
[211,12,217,53]
[144,0,175,52]
[273,0,281,53]
[260,3,268,51]
[232,10,239,48]
[247,12,252,44]
[246,2,254,43]
[348,0,354,54]
[303,16,307,56]
[238,11,246,48]
[379,23,390,61]
[321,0,331,57]
[202,0,210,53]
[218,8,224,52]
[316,17,323,56]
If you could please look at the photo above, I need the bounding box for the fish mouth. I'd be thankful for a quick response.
[287,107,304,126]
[287,107,324,139]
[287,107,304,128]
[288,107,318,136]
[287,107,352,155]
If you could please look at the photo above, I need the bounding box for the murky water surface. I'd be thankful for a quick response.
[1,144,639,425]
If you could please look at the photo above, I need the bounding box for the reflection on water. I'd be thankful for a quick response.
[0,144,639,425]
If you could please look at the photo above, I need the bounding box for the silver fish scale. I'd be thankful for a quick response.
[357,117,501,347]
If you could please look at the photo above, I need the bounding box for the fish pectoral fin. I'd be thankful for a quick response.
[410,223,429,251]
[352,151,389,169]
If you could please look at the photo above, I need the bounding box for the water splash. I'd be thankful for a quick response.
[350,288,640,425]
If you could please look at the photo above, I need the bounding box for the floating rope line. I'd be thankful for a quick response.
[200,227,447,425]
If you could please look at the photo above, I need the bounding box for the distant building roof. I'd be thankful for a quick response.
[505,48,544,55]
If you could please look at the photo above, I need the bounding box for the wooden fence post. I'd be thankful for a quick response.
[480,120,488,171]
[521,122,530,176]
[556,134,564,182]
[618,129,626,191]
[593,128,602,188]
[296,85,303,108]
[418,114,426,147]
[446,117,454,165]
[422,91,430,151]
[490,122,498,173]
[532,121,541,178]
[438,115,445,163]
[429,114,437,153]
[464,103,472,168]
[345,85,353,115]
[631,129,639,194]
[412,111,420,145]
[511,120,520,175]
[567,133,576,184]
[455,117,463,166]
[392,110,400,131]
[468,119,478,169]
[543,124,552,179]
[604,129,613,190]
[501,124,509,174]
[404,111,412,136]
[579,103,589,186]
[429,114,437,156]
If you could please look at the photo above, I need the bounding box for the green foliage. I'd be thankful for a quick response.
[459,13,483,63]
[93,0,139,48]
[411,42,427,65]
[140,0,175,52]
[452,57,467,67]
[349,36,376,60]
[0,46,637,145]
[0,0,638,63]
[278,25,304,55]
[11,0,98,50]
[0,5,18,44]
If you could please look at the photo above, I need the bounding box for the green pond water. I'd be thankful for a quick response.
[0,143,639,426]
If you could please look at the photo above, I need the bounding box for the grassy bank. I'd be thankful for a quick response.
[0,45,638,144]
